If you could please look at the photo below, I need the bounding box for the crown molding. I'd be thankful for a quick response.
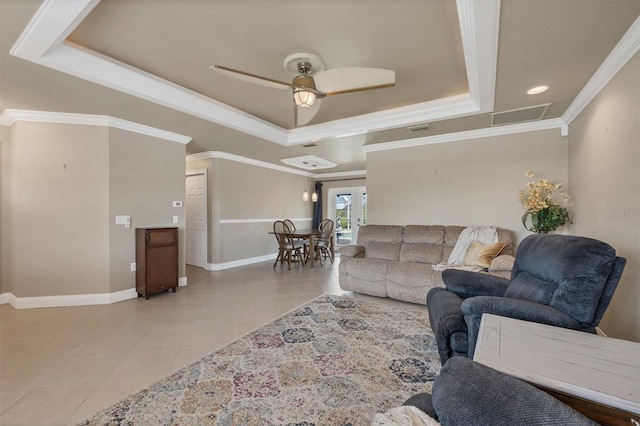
[316,170,367,179]
[362,118,567,153]
[186,150,366,179]
[457,0,500,111]
[186,151,315,177]
[9,0,99,59]
[0,109,191,143]
[562,16,640,125]
[10,0,500,146]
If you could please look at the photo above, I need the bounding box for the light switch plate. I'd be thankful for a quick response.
[115,215,131,228]
[173,215,179,224]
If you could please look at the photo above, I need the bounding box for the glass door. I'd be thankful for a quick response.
[329,186,366,246]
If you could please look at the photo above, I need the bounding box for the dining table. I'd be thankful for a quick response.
[270,228,334,268]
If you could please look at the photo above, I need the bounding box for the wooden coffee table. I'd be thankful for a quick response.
[473,314,640,425]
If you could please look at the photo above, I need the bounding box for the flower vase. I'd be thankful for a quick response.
[522,205,570,234]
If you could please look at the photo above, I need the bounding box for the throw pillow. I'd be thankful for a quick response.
[462,241,507,268]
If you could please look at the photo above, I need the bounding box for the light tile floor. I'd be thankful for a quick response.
[0,258,426,426]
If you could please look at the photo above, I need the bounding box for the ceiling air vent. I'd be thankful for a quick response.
[406,123,431,132]
[491,103,551,126]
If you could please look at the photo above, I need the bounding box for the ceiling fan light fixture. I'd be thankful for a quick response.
[294,89,316,107]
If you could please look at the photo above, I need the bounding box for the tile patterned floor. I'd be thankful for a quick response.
[0,259,426,426]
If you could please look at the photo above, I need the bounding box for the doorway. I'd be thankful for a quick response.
[328,186,367,246]
[185,170,207,268]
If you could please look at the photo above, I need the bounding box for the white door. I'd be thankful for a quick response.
[328,186,367,246]
[186,172,207,268]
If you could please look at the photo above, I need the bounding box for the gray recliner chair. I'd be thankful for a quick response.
[404,357,598,425]
[427,234,626,365]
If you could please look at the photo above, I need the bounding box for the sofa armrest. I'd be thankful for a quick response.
[489,254,515,272]
[442,269,510,298]
[338,244,365,258]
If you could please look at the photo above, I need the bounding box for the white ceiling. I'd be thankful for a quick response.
[1,0,639,175]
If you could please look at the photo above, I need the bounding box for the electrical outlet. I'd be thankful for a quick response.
[130,262,136,272]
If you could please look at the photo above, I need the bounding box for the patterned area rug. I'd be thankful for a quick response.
[78,295,441,425]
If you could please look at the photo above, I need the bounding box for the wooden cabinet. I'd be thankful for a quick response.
[136,227,178,299]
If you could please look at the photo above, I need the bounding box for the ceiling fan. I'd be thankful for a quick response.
[211,53,395,126]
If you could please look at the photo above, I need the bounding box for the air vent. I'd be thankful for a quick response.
[491,104,551,126]
[406,123,431,132]
[302,143,317,148]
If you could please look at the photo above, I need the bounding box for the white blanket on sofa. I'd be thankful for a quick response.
[432,226,498,271]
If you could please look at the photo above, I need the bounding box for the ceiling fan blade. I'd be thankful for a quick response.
[211,65,292,90]
[294,99,322,127]
[314,67,395,96]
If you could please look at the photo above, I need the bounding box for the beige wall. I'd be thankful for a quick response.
[109,128,186,293]
[568,53,639,342]
[187,156,313,265]
[366,129,568,244]
[1,122,111,297]
[0,121,186,298]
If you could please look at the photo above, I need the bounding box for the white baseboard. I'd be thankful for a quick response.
[206,253,277,271]
[0,288,137,309]
[0,292,15,306]
[0,275,188,309]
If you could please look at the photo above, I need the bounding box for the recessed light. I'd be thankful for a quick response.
[527,85,549,95]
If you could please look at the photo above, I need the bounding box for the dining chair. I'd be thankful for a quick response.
[313,219,334,266]
[283,218,310,261]
[273,220,306,270]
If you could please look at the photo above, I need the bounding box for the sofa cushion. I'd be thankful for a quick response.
[504,270,558,304]
[365,242,402,261]
[403,225,445,244]
[400,243,443,264]
[338,244,364,258]
[357,225,404,244]
[387,261,440,304]
[341,258,390,298]
[443,226,466,247]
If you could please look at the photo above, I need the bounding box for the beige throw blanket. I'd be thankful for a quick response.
[371,406,442,426]
[432,226,498,272]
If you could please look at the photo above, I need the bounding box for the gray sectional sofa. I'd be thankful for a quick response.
[338,225,513,304]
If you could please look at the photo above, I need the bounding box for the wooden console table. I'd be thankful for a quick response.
[474,314,640,425]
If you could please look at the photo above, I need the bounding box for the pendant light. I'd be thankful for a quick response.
[303,190,309,201]
[311,176,318,202]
